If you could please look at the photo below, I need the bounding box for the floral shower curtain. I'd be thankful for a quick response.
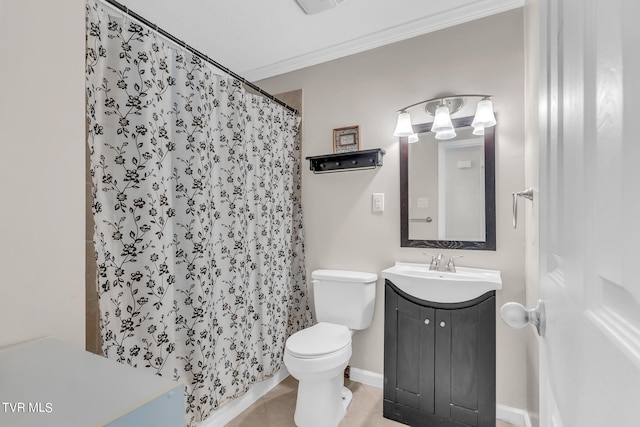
[86,1,312,424]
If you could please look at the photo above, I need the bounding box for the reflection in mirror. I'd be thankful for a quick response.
[400,116,496,250]
[408,127,485,241]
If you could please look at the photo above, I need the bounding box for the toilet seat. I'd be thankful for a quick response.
[285,322,351,359]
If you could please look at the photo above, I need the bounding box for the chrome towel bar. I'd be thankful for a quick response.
[512,188,534,229]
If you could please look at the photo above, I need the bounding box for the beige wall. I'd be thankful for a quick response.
[0,0,86,349]
[259,9,529,409]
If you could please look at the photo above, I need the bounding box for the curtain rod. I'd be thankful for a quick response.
[101,0,299,116]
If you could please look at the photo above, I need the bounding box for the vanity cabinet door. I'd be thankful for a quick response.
[384,281,496,427]
[435,298,496,427]
[384,284,435,413]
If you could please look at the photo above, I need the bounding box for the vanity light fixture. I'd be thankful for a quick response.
[435,127,457,140]
[408,133,419,143]
[472,126,485,136]
[394,95,496,140]
[393,111,414,137]
[431,104,456,140]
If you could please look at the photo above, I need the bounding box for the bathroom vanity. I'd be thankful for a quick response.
[382,263,500,427]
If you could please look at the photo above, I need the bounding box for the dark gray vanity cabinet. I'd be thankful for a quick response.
[383,280,496,427]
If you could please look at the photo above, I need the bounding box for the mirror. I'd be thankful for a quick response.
[400,115,496,250]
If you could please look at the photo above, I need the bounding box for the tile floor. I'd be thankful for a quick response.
[225,375,515,427]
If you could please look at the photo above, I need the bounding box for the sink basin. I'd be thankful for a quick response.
[381,262,502,303]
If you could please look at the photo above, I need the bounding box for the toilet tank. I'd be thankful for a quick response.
[312,269,377,330]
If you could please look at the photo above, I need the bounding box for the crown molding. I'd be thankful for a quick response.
[246,0,523,82]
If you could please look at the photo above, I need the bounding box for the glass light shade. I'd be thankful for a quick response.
[472,125,485,136]
[431,105,454,134]
[408,133,419,143]
[435,128,457,140]
[472,99,497,128]
[394,112,414,137]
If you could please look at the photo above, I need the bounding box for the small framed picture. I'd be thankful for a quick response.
[333,126,360,154]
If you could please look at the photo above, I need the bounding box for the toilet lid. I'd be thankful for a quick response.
[286,322,351,358]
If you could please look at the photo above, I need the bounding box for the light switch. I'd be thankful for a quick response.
[372,193,384,212]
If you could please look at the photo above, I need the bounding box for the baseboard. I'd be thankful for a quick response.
[197,366,531,427]
[348,368,531,427]
[198,367,290,427]
[496,404,532,427]
[348,367,384,388]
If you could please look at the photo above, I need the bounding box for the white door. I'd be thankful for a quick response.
[539,0,640,426]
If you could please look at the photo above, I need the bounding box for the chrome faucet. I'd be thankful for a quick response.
[424,253,463,272]
[445,256,463,273]
[424,253,443,271]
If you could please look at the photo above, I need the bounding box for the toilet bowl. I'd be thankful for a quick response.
[284,269,377,427]
[284,322,352,427]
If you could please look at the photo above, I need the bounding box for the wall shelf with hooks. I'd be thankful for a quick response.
[306,148,385,174]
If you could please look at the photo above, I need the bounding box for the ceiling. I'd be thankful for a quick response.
[115,0,523,82]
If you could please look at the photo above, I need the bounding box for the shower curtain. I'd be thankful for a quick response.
[86,1,312,424]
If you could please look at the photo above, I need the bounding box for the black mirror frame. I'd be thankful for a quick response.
[400,115,496,250]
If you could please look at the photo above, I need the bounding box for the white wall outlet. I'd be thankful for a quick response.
[372,193,384,213]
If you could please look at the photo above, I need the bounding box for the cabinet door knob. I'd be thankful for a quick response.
[424,319,430,325]
[440,321,446,327]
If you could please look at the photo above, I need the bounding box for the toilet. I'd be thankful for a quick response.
[284,269,377,427]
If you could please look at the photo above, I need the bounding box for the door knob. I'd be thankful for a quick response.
[500,300,546,337]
